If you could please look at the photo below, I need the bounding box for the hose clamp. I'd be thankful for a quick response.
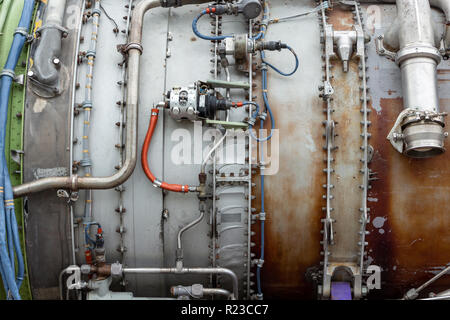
[80,159,93,167]
[85,50,96,58]
[35,24,69,37]
[0,69,15,79]
[259,212,266,221]
[257,259,264,268]
[259,112,267,121]
[14,27,29,38]
[122,42,144,55]
[92,8,102,16]
[153,179,163,188]
[82,101,93,109]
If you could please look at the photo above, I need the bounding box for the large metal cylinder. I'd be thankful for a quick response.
[389,0,447,158]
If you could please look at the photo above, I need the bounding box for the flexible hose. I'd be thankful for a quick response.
[141,109,193,193]
[192,9,232,41]
[0,0,35,300]
[261,45,299,77]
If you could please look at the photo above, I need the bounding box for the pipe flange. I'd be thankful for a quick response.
[395,44,441,65]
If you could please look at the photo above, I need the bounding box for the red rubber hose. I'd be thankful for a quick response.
[141,109,190,193]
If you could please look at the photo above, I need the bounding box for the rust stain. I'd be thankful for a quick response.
[327,9,354,31]
[367,96,450,298]
[258,95,324,299]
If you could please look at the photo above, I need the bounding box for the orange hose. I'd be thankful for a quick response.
[141,109,190,193]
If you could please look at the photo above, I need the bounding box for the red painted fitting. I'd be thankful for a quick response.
[85,249,93,265]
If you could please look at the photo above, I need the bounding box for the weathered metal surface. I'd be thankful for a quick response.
[254,1,324,299]
[20,0,450,300]
[23,0,82,299]
[365,5,450,298]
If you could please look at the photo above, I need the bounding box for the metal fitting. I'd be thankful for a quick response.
[110,262,123,277]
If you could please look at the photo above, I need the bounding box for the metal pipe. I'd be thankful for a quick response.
[177,210,205,251]
[123,267,239,299]
[202,288,232,299]
[402,265,450,299]
[160,0,212,7]
[82,0,102,223]
[420,295,450,300]
[357,0,450,48]
[13,0,163,197]
[384,0,447,158]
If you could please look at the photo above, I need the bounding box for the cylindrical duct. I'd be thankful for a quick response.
[388,0,447,158]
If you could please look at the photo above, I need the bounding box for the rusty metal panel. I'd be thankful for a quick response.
[255,0,324,299]
[365,4,450,298]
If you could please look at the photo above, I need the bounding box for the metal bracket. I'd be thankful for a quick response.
[376,35,396,61]
[57,189,79,203]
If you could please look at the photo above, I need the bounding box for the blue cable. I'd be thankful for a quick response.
[256,1,269,298]
[192,10,233,41]
[261,45,299,77]
[0,0,36,300]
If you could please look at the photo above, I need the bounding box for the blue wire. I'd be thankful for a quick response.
[192,11,233,41]
[261,45,299,77]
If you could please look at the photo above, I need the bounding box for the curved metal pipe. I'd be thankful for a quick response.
[380,0,447,158]
[177,210,205,250]
[358,0,450,41]
[123,267,239,299]
[202,288,233,298]
[13,0,163,197]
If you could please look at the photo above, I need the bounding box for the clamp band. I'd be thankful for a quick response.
[126,42,143,55]
[0,69,15,79]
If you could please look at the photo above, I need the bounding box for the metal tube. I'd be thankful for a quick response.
[123,267,239,299]
[13,0,162,197]
[202,288,232,299]
[177,210,205,250]
[416,266,450,293]
[383,0,447,158]
[59,267,71,300]
[420,295,450,300]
